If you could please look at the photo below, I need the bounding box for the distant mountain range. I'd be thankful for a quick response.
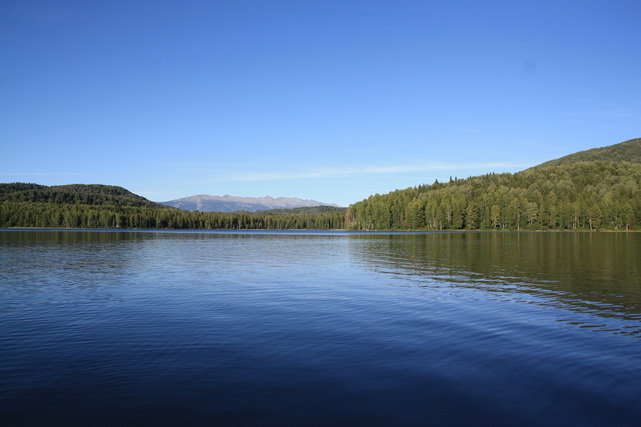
[159,195,339,213]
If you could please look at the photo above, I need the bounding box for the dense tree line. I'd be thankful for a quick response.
[347,161,641,231]
[0,183,162,208]
[251,206,346,216]
[537,138,641,168]
[0,202,346,230]
[5,139,641,231]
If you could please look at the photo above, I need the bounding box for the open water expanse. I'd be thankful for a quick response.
[1,230,640,425]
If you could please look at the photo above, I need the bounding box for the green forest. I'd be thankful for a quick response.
[2,138,640,231]
[0,183,161,207]
[0,184,345,229]
[0,201,346,230]
[347,138,641,231]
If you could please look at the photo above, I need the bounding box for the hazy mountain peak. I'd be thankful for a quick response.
[160,194,339,213]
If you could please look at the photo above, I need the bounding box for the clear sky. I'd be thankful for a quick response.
[1,1,640,206]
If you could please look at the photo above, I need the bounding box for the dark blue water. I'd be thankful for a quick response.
[1,230,640,425]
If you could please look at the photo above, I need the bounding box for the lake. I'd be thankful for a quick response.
[1,230,640,425]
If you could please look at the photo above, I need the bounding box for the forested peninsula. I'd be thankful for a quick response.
[1,138,640,231]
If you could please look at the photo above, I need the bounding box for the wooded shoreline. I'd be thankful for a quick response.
[3,139,641,232]
[3,227,639,233]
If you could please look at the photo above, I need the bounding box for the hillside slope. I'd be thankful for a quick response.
[0,183,163,208]
[348,139,641,231]
[534,138,641,168]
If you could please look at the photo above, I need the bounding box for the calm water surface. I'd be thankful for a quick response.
[1,230,640,425]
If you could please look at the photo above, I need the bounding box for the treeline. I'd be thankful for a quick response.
[0,202,346,229]
[0,183,161,208]
[251,206,346,216]
[5,139,641,231]
[537,138,641,168]
[347,161,641,231]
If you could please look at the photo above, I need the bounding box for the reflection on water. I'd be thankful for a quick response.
[1,230,640,425]
[349,233,641,336]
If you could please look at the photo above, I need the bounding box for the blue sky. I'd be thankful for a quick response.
[1,0,640,206]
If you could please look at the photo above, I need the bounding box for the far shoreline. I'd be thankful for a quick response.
[2,227,639,233]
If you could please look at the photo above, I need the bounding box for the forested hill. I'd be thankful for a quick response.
[534,138,641,168]
[0,183,345,229]
[347,139,641,231]
[0,183,162,208]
